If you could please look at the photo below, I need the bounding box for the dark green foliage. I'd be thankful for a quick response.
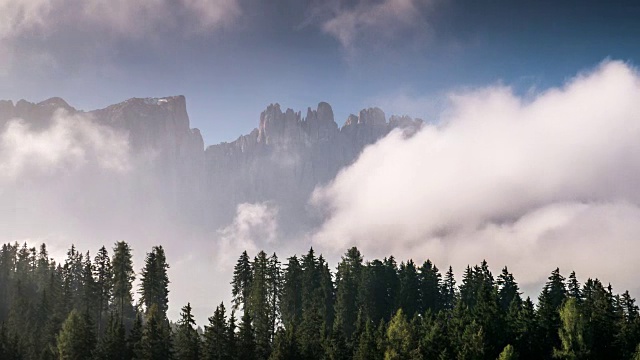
[238,311,257,360]
[139,246,170,318]
[112,241,136,325]
[0,241,638,360]
[56,309,96,360]
[137,304,173,360]
[203,302,230,360]
[232,251,253,312]
[333,247,363,342]
[175,302,201,360]
[94,313,127,360]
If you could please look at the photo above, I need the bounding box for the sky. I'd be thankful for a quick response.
[5,0,640,322]
[3,0,640,145]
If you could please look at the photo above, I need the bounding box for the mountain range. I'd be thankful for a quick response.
[0,95,423,235]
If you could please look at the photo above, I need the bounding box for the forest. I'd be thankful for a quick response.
[0,241,639,360]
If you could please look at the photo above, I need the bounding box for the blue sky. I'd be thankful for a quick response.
[2,0,640,145]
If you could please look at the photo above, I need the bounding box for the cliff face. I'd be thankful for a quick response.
[204,102,422,231]
[0,96,422,232]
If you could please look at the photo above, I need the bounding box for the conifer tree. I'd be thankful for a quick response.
[111,241,135,325]
[553,298,587,360]
[232,251,253,312]
[419,259,442,314]
[94,313,127,360]
[280,256,302,328]
[538,268,567,358]
[238,311,257,360]
[93,246,112,336]
[333,247,363,342]
[56,309,96,360]
[175,302,200,360]
[269,326,301,360]
[203,302,229,360]
[138,304,173,360]
[139,246,170,318]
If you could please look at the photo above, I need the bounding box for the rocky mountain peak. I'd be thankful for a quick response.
[258,103,303,146]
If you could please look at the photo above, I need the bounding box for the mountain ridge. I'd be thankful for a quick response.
[0,95,424,233]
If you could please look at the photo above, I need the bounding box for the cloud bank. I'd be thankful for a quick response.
[312,60,640,292]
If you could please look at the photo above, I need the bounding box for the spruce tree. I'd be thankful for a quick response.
[203,302,229,360]
[175,302,200,360]
[553,297,587,360]
[333,247,363,342]
[56,309,96,360]
[238,311,257,360]
[94,312,127,360]
[138,304,173,360]
[111,241,135,325]
[139,246,170,318]
[232,251,253,312]
[93,246,112,336]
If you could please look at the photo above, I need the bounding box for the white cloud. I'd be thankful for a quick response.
[316,0,432,53]
[311,60,640,293]
[216,202,279,269]
[0,110,130,180]
[0,0,240,40]
[0,0,243,74]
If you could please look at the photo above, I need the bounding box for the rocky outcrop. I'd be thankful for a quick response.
[0,95,422,233]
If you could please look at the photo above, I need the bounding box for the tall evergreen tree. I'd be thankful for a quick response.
[139,246,170,318]
[232,251,253,312]
[538,268,567,358]
[94,312,127,360]
[418,259,442,314]
[238,311,257,360]
[396,260,420,318]
[138,304,172,360]
[333,247,363,342]
[280,256,303,328]
[93,246,112,336]
[203,302,229,360]
[174,302,200,360]
[553,297,587,360]
[56,309,96,360]
[111,242,135,325]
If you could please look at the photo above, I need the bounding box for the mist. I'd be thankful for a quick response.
[311,60,640,296]
[3,60,640,323]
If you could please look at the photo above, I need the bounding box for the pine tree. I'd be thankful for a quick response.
[280,256,303,328]
[138,304,173,360]
[419,259,442,314]
[553,298,587,360]
[354,320,382,360]
[175,302,200,360]
[384,309,419,360]
[333,247,363,342]
[111,241,135,325]
[203,302,229,360]
[269,326,301,360]
[56,309,96,360]
[250,251,272,360]
[538,268,567,358]
[139,246,170,318]
[441,266,456,311]
[94,312,127,360]
[94,246,112,336]
[396,260,420,318]
[126,311,143,360]
[497,267,522,312]
[238,311,257,360]
[232,251,253,312]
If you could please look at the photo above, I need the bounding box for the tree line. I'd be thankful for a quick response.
[1,241,639,360]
